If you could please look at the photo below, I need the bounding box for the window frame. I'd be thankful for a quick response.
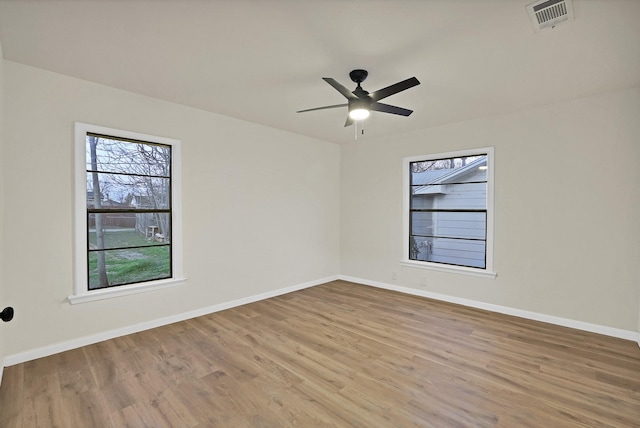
[401,147,496,279]
[70,123,185,304]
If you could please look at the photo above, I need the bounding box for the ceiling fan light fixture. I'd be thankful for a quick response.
[349,108,370,121]
[349,97,370,120]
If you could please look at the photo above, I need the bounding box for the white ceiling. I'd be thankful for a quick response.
[1,0,639,144]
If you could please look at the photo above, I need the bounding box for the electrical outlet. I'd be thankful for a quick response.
[391,272,397,282]
[419,276,427,287]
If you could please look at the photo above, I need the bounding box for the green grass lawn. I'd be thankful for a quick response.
[88,229,170,289]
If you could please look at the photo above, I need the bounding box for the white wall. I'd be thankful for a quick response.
[341,86,640,332]
[0,40,5,376]
[2,61,340,356]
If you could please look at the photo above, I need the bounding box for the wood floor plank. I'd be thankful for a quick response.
[1,280,639,427]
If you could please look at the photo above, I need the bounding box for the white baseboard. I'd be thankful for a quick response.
[339,275,639,343]
[3,273,638,369]
[3,275,338,367]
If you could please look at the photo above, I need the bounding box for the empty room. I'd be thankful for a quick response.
[0,0,639,426]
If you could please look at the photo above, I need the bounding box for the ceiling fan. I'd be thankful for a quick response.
[297,69,420,127]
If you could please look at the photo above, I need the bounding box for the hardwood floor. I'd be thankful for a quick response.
[1,280,639,427]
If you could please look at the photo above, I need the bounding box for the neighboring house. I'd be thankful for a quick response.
[86,191,125,208]
[130,194,153,209]
[86,191,136,228]
[411,156,487,268]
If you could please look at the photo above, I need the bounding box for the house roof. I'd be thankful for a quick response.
[0,1,638,144]
[411,169,452,186]
[413,156,486,195]
[430,156,486,184]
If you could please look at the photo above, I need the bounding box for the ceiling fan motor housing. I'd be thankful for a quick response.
[349,69,368,84]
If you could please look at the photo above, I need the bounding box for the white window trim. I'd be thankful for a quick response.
[401,147,496,279]
[70,123,186,304]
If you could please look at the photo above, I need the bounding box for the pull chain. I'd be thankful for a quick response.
[354,121,365,141]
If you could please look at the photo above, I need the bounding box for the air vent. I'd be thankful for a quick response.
[526,0,574,32]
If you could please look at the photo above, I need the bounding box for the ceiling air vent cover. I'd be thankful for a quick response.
[527,0,574,32]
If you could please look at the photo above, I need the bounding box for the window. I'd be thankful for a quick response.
[71,123,184,303]
[402,148,495,278]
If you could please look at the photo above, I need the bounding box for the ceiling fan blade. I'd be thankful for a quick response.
[297,103,347,113]
[370,102,413,116]
[344,115,354,127]
[370,77,420,102]
[323,78,357,100]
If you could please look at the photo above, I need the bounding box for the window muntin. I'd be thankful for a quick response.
[72,123,184,303]
[408,151,491,271]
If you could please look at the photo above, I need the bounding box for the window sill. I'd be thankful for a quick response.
[400,260,497,279]
[68,277,187,304]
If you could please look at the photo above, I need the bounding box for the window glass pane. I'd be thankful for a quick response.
[412,182,486,210]
[411,211,486,240]
[86,172,170,210]
[88,220,169,250]
[410,236,486,268]
[410,156,486,184]
[86,136,170,176]
[88,246,171,289]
